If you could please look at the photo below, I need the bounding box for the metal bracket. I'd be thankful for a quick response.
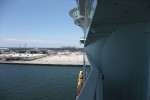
[100,73,104,80]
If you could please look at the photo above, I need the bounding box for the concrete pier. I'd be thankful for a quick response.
[0,52,83,66]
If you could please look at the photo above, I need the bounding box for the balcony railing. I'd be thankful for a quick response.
[69,8,84,28]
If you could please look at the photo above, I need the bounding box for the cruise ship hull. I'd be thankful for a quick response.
[70,0,150,100]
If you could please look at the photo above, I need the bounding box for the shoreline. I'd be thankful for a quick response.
[0,62,83,67]
[0,52,84,67]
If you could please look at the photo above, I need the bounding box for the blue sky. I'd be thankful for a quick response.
[0,0,83,48]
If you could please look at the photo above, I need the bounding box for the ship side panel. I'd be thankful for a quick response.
[101,22,150,100]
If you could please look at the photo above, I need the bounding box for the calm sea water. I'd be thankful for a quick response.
[0,64,82,100]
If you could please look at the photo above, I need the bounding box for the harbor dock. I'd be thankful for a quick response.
[0,52,83,66]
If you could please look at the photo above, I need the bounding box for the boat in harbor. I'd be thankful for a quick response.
[70,0,150,100]
[2,53,46,61]
[23,56,35,61]
[0,57,5,61]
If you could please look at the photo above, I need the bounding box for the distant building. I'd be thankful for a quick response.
[18,50,27,53]
[30,49,39,54]
[0,48,9,50]
[0,48,9,51]
[0,48,10,54]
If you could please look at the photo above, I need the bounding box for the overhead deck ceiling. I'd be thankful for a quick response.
[85,0,150,46]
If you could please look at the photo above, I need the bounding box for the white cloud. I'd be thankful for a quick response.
[3,38,20,42]
[2,38,77,46]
